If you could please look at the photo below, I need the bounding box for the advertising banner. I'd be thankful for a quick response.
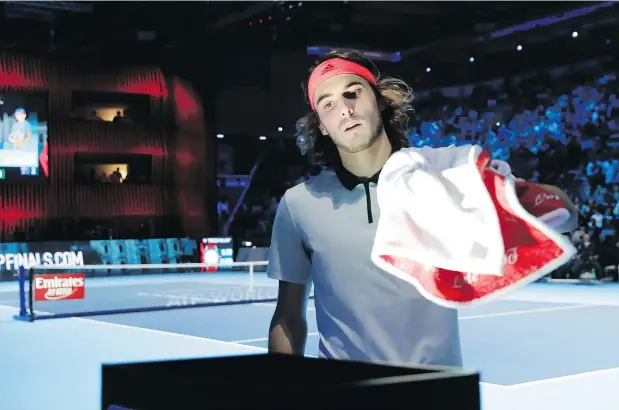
[0,238,200,281]
[33,273,86,301]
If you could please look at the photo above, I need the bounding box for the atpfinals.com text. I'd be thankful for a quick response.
[0,251,85,270]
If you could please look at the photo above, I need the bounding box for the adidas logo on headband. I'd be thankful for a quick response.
[321,63,336,75]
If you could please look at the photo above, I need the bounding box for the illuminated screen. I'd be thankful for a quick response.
[0,92,49,181]
[200,237,234,269]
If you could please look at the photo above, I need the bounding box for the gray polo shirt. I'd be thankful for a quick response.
[268,167,462,367]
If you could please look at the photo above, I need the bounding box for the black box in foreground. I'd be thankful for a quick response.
[102,354,480,410]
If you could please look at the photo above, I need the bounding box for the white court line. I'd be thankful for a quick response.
[252,302,278,307]
[137,292,191,298]
[460,304,594,320]
[506,366,619,389]
[233,332,320,344]
[252,302,592,318]
[507,294,619,307]
[252,302,316,311]
[230,304,597,345]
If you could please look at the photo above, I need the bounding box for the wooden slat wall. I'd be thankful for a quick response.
[0,53,210,237]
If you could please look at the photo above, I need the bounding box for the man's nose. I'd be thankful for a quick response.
[339,98,355,117]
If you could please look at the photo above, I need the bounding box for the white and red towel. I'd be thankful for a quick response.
[371,144,576,309]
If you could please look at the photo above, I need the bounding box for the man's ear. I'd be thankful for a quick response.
[319,122,328,136]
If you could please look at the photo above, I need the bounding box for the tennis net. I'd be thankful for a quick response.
[14,261,310,321]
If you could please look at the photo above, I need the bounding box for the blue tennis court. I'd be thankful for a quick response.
[1,272,618,410]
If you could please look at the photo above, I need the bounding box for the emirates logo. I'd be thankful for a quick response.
[321,64,336,75]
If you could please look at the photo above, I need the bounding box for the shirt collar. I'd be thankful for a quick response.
[334,145,400,191]
[335,166,381,191]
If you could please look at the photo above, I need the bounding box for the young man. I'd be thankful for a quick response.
[267,50,578,366]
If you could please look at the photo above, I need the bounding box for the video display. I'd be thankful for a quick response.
[200,237,234,269]
[0,93,49,181]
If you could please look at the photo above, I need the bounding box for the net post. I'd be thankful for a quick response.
[13,266,33,322]
[18,266,27,318]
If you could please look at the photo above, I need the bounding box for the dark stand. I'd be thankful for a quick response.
[102,354,480,410]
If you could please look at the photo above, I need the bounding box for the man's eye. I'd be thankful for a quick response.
[344,89,361,99]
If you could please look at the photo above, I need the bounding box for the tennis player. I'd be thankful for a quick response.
[267,49,578,366]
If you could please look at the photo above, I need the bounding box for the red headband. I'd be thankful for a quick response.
[307,58,377,112]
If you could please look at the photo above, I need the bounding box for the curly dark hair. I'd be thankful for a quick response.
[295,49,414,168]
